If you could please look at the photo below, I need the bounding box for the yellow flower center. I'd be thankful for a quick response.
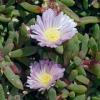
[39,73,53,86]
[44,28,60,42]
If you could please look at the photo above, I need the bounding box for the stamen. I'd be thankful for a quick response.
[44,28,60,42]
[39,73,53,86]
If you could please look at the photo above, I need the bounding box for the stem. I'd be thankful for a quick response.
[82,59,99,65]
[82,60,95,65]
[82,65,96,75]
[57,94,62,100]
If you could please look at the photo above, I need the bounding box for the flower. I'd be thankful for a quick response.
[30,9,77,48]
[27,60,65,91]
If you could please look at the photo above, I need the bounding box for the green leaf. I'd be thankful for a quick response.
[60,0,75,7]
[69,91,75,98]
[48,52,63,64]
[68,70,78,82]
[94,63,100,79]
[68,84,87,93]
[2,43,14,55]
[16,57,34,66]
[83,0,88,10]
[48,88,57,100]
[92,0,100,8]
[19,1,40,13]
[9,46,37,58]
[11,10,29,17]
[0,5,5,12]
[55,45,63,54]
[3,6,15,14]
[61,89,69,99]
[72,94,85,100]
[0,84,5,100]
[93,24,100,40]
[56,80,67,88]
[0,14,11,22]
[78,17,100,25]
[56,0,80,22]
[76,75,91,85]
[0,61,23,90]
[64,40,75,66]
[74,56,82,66]
[81,34,89,54]
[6,0,15,7]
[27,18,35,26]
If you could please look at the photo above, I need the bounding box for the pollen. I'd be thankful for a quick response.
[44,28,60,42]
[38,73,53,86]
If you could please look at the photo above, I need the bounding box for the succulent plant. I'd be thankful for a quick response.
[0,0,100,100]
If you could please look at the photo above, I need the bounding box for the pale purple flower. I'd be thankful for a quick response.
[30,8,77,48]
[27,60,65,91]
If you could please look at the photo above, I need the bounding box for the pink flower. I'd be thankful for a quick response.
[30,9,77,48]
[27,60,65,91]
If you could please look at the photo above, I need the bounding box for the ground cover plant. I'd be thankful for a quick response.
[0,0,100,100]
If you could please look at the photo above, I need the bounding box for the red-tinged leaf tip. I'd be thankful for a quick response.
[10,63,21,74]
[36,6,41,12]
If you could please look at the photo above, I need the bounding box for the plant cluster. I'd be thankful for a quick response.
[0,0,100,100]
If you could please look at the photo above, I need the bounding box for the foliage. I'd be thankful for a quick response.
[0,0,100,100]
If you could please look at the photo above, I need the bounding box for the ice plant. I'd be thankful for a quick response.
[27,60,65,91]
[30,8,77,48]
